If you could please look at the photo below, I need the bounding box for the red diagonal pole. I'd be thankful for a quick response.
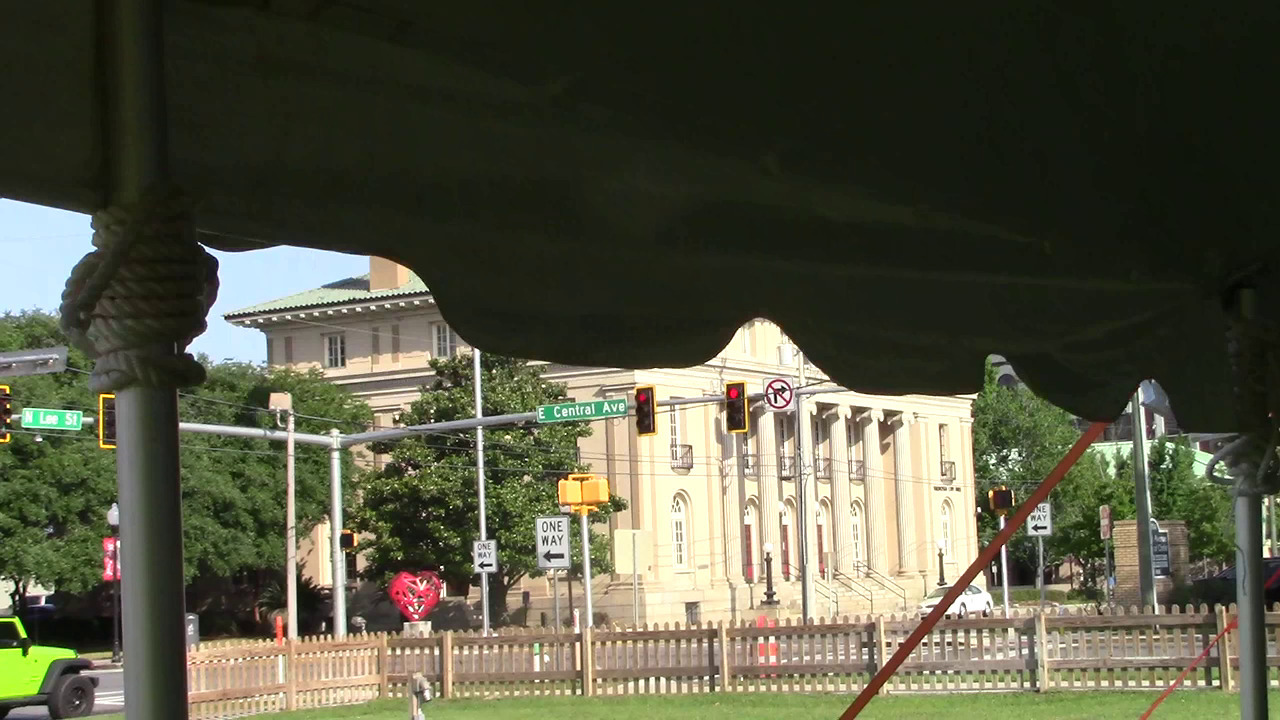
[840,421,1108,719]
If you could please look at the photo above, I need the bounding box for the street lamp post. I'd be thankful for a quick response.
[762,542,779,606]
[936,539,947,587]
[106,502,121,664]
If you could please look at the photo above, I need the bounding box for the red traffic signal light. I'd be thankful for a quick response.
[725,381,748,434]
[634,385,657,436]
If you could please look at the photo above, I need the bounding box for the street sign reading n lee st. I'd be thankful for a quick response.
[21,407,83,431]
[537,398,628,424]
[535,515,571,570]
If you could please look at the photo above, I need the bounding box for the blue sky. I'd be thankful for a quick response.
[1,199,366,363]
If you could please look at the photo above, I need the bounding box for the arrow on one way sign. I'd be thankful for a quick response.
[472,540,498,574]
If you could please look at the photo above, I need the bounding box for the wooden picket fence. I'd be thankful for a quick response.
[185,604,1275,718]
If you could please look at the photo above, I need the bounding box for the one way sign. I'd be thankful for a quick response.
[473,540,498,574]
[1027,502,1053,537]
[535,515,571,570]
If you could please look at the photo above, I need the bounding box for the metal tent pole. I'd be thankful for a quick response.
[106,1,188,717]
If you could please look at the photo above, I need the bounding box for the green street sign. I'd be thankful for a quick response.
[537,398,628,424]
[21,407,84,431]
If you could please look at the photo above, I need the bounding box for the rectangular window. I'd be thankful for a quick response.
[325,334,347,368]
[266,337,275,366]
[938,424,950,461]
[434,323,458,358]
[284,336,294,365]
[391,324,401,362]
[371,326,381,365]
[741,322,752,355]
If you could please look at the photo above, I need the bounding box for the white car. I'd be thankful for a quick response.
[918,583,994,619]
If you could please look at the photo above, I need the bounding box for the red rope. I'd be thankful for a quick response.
[1140,564,1280,719]
[840,421,1108,719]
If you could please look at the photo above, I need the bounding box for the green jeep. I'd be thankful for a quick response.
[0,615,96,718]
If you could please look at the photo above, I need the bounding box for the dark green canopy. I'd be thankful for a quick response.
[3,2,1277,430]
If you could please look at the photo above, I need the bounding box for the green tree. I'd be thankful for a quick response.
[972,360,1088,584]
[0,309,372,623]
[0,310,115,612]
[1135,438,1233,565]
[352,353,624,624]
[176,361,371,619]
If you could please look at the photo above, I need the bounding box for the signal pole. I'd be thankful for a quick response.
[474,349,490,636]
[795,347,814,621]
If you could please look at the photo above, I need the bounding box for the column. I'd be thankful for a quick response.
[859,409,887,574]
[832,407,855,574]
[893,412,918,573]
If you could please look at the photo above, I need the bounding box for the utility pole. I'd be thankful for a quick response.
[328,428,347,637]
[474,349,490,636]
[1131,391,1157,610]
[270,392,298,640]
[580,509,594,627]
[795,346,814,621]
[998,515,1010,617]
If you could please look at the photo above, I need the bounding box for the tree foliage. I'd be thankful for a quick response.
[351,353,624,624]
[0,309,371,619]
[973,358,1235,594]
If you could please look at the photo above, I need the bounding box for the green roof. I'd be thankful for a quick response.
[224,272,429,318]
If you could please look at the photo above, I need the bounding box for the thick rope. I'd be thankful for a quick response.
[58,187,219,393]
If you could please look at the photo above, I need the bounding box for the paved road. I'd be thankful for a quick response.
[10,668,123,718]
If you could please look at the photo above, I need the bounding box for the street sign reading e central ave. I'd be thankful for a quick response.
[536,398,628,424]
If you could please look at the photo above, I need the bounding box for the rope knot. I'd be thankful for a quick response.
[58,186,219,393]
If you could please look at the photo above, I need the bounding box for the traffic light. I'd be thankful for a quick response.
[634,385,656,436]
[340,529,358,550]
[0,385,11,444]
[98,393,117,450]
[988,486,1015,515]
[724,381,748,434]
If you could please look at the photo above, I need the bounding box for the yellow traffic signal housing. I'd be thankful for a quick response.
[558,477,583,506]
[988,486,1015,515]
[580,476,610,505]
[98,393,117,450]
[724,381,748,434]
[0,384,11,444]
[340,529,358,550]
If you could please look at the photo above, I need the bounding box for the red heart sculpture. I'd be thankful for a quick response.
[389,571,444,622]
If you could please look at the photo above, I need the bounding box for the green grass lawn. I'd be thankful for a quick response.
[95,691,1280,719]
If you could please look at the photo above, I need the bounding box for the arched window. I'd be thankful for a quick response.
[780,500,795,580]
[850,500,865,571]
[816,500,830,578]
[743,499,758,582]
[671,494,689,569]
[940,499,953,557]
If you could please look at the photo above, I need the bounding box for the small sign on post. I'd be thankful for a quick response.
[1026,502,1053,537]
[1099,505,1112,540]
[472,540,498,574]
[535,515,571,570]
[1152,529,1171,577]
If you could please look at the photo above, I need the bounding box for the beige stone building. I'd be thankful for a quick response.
[227,257,983,625]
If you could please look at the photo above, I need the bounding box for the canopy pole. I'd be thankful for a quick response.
[58,3,219,719]
[108,3,189,719]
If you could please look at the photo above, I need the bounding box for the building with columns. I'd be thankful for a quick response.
[227,257,982,625]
